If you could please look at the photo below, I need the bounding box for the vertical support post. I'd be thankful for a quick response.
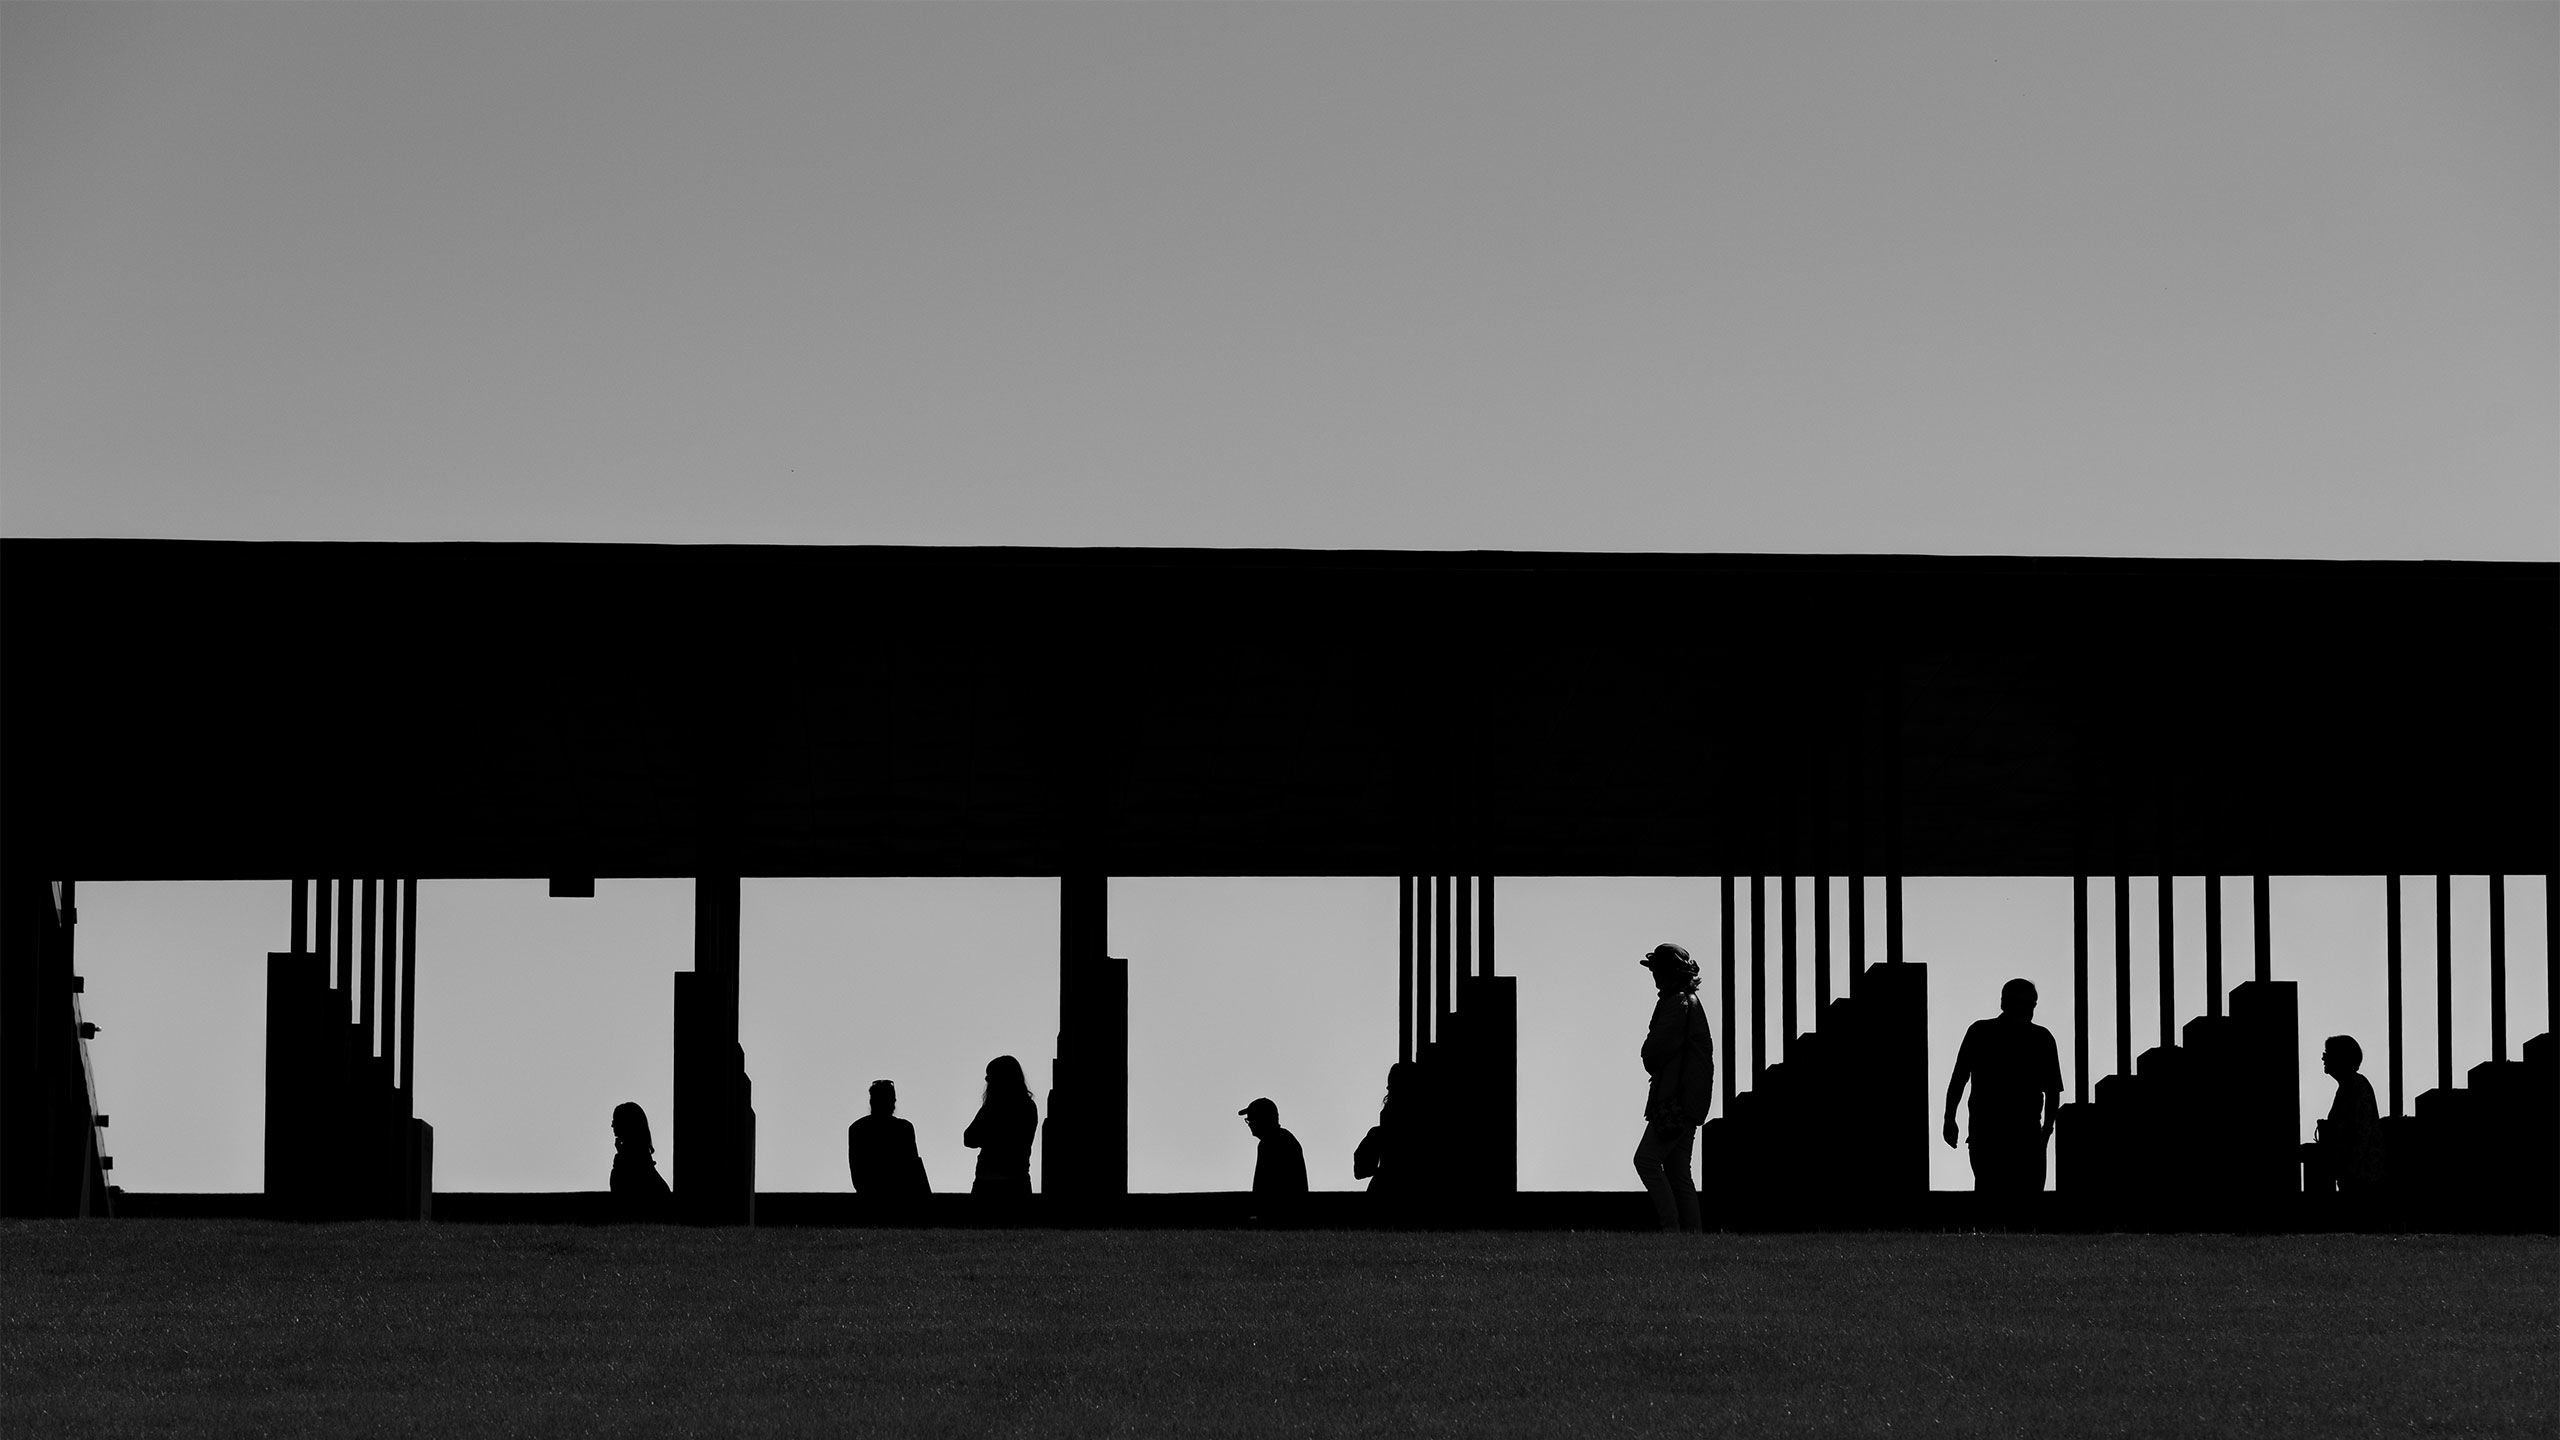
[1397,877,1413,1066]
[2157,875,2175,1051]
[291,879,308,955]
[2549,874,2557,1043]
[2488,875,2506,1062]
[1050,873,1125,1215]
[1813,874,1832,1014]
[1417,874,1435,1053]
[1749,876,1767,1087]
[1456,874,1473,994]
[2252,874,2272,985]
[1848,873,1865,973]
[2072,876,2089,1104]
[1434,875,1452,1039]
[2114,875,2132,1076]
[1780,875,1798,1052]
[399,880,418,1099]
[315,879,334,989]
[2434,873,2452,1092]
[381,881,400,1082]
[2385,875,2404,1117]
[1480,875,1496,978]
[1719,876,1737,1112]
[1886,875,1904,964]
[676,874,750,1225]
[360,879,379,1057]
[2203,875,2223,1019]
[335,878,355,1007]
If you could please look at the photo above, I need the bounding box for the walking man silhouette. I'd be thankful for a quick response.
[1943,978,2063,1224]
[1634,942,1714,1233]
[849,1079,931,1207]
[1239,1096,1309,1226]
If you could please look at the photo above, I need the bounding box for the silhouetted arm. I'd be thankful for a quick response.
[1942,1027,1977,1148]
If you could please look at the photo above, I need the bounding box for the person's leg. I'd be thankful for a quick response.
[1632,1121,1680,1232]
[1667,1123,1701,1233]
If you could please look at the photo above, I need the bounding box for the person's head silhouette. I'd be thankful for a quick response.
[1384,1060,1420,1104]
[611,1101,653,1156]
[1641,943,1700,995]
[2322,1034,2363,1077]
[984,1055,1030,1103]
[1240,1096,1280,1139]
[869,1079,897,1117]
[2000,978,2038,1021]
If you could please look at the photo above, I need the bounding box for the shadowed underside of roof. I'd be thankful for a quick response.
[3,541,2552,880]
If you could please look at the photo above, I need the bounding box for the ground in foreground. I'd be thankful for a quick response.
[2,1224,2550,1437]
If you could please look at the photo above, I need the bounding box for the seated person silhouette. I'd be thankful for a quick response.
[1942,978,2063,1223]
[2299,1035,2381,1199]
[963,1055,1038,1219]
[608,1101,674,1222]
[1239,1096,1308,1226]
[1354,1061,1424,1218]
[849,1079,931,1212]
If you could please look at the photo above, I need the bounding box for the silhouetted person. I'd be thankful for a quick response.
[2300,1035,2381,1201]
[1943,978,2063,1223]
[964,1054,1038,1219]
[1634,943,1715,1233]
[849,1079,931,1213]
[1354,1061,1424,1215]
[608,1101,673,1222]
[1239,1096,1308,1226]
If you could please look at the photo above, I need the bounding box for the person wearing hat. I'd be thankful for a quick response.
[1635,942,1716,1233]
[1239,1096,1309,1226]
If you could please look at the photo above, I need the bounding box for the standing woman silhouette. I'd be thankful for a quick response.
[963,1055,1039,1220]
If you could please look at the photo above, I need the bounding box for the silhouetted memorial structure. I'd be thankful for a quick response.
[2,542,2552,1229]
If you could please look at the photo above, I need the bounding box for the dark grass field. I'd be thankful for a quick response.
[2,1223,2549,1437]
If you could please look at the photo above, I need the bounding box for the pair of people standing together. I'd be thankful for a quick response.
[847,1057,1038,1210]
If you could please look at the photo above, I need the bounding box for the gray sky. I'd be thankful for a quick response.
[9,4,2555,1196]
[4,2,2552,554]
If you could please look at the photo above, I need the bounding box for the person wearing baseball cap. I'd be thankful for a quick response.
[1239,1096,1308,1226]
[1634,942,1715,1233]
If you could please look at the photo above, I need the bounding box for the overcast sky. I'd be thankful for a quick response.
[6,3,2553,1197]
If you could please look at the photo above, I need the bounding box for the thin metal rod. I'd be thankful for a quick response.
[316,878,334,980]
[382,878,401,1082]
[2203,875,2223,1019]
[1886,875,1904,964]
[335,877,355,1011]
[1433,875,1452,1037]
[2488,874,2506,1062]
[360,879,379,1056]
[1750,875,1767,1087]
[1780,875,1798,1050]
[1847,873,1865,975]
[399,879,418,1097]
[2386,875,2404,1117]
[1397,876,1413,1066]
[1480,876,1496,978]
[2157,875,2175,1051]
[1813,874,1832,1014]
[1719,876,1737,1111]
[1415,875,1433,1055]
[1455,873,1473,1002]
[2072,876,2089,1104]
[2435,873,2453,1092]
[291,878,308,954]
[2114,875,2132,1076]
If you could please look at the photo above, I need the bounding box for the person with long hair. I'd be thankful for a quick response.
[608,1101,673,1222]
[963,1054,1038,1215]
[1354,1060,1426,1215]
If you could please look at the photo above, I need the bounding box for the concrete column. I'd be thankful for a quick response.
[1814,875,1832,1013]
[1886,875,1904,965]
[1048,873,1126,1215]
[360,879,379,1058]
[676,874,752,1225]
[1456,874,1473,988]
[1479,876,1497,978]
[2435,873,2453,1092]
[1416,874,1434,1053]
[1434,875,1453,1039]
[2252,875,2272,985]
[1781,875,1798,1052]
[1848,873,1865,973]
